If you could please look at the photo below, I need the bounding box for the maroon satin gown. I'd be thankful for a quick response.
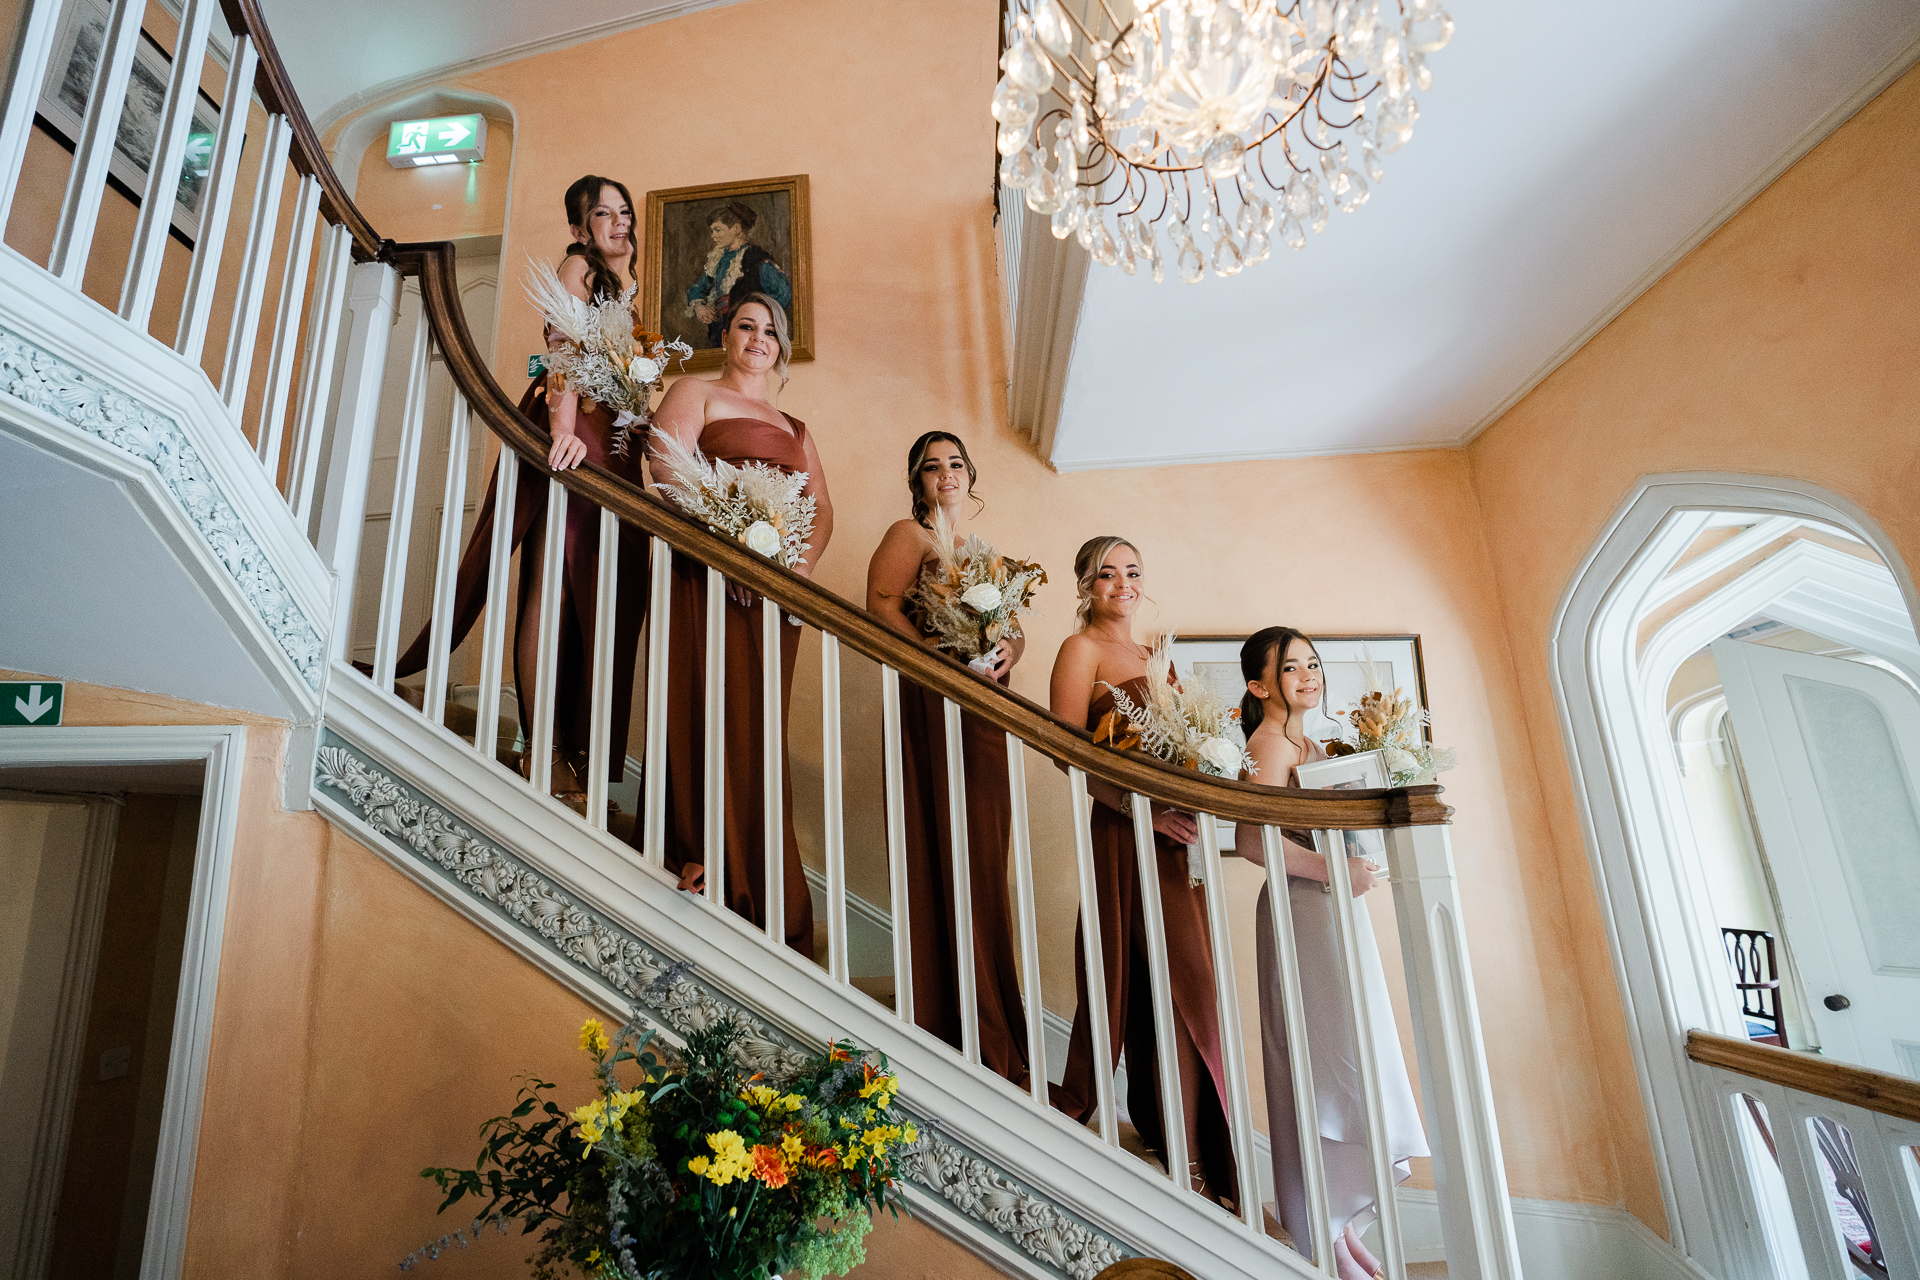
[897,608,1031,1085]
[660,415,815,959]
[388,380,648,798]
[1051,678,1240,1203]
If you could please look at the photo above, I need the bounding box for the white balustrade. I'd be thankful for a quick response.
[943,697,980,1065]
[49,0,144,284]
[640,536,673,864]
[527,477,568,795]
[1069,767,1119,1148]
[120,0,214,329]
[584,508,621,834]
[820,635,849,983]
[1130,791,1189,1189]
[220,114,292,416]
[369,314,431,693]
[471,446,519,761]
[1009,735,1046,1104]
[1260,824,1335,1272]
[761,595,784,942]
[881,664,914,1024]
[255,174,324,478]
[421,393,470,728]
[701,564,727,906]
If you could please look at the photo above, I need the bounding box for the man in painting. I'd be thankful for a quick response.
[685,201,792,348]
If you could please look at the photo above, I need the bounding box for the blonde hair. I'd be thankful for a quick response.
[725,293,792,388]
[1072,535,1143,629]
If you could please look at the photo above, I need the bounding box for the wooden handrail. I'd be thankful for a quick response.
[392,239,1451,832]
[217,0,384,260]
[1686,1030,1920,1124]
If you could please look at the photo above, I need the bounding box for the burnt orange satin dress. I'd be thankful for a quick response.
[389,380,649,796]
[1051,677,1239,1203]
[660,415,815,959]
[896,601,1030,1085]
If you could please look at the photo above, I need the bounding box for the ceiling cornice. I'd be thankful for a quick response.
[312,0,749,137]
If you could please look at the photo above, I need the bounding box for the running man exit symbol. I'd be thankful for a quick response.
[0,681,64,726]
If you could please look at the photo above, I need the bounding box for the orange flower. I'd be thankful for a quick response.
[806,1144,840,1169]
[749,1144,789,1187]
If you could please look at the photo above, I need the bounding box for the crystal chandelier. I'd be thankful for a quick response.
[993,0,1453,282]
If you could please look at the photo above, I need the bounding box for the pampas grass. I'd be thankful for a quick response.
[650,432,815,570]
[524,258,689,457]
[902,507,1046,664]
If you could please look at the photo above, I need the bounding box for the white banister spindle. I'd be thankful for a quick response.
[640,538,672,865]
[1769,1090,1852,1280]
[1007,734,1045,1105]
[821,634,849,983]
[119,0,213,328]
[1319,828,1407,1273]
[1069,767,1118,1148]
[174,34,257,363]
[881,665,913,1023]
[312,262,399,659]
[1844,1105,1920,1278]
[471,446,518,761]
[289,223,353,526]
[369,312,431,692]
[584,508,620,832]
[701,566,726,906]
[761,595,783,943]
[1381,821,1524,1280]
[1130,792,1188,1189]
[254,174,323,479]
[219,112,292,416]
[48,0,145,284]
[1260,824,1335,1272]
[1198,813,1261,1232]
[943,698,980,1065]
[1872,1113,1920,1275]
[528,477,568,796]
[0,0,66,229]
[421,393,469,727]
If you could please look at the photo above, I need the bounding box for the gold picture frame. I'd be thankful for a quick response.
[642,173,813,373]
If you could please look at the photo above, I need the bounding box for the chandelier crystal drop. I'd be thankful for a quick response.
[994,0,1453,283]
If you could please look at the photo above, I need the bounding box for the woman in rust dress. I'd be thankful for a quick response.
[1047,536,1239,1207]
[865,431,1030,1085]
[388,175,649,816]
[650,294,830,958]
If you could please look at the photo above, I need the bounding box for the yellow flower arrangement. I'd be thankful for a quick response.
[687,1129,751,1186]
[579,1018,612,1059]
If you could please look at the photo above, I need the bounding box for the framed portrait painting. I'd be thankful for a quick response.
[39,0,225,245]
[642,174,813,372]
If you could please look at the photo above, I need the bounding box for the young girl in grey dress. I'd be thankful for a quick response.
[1238,627,1428,1280]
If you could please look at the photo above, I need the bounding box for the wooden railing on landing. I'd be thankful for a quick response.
[1686,1030,1920,1124]
[400,241,1451,833]
[1685,1029,1920,1279]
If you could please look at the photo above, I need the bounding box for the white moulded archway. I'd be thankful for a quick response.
[1548,473,1920,1278]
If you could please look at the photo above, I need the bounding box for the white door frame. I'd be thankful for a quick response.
[1547,473,1920,1276]
[0,726,248,1280]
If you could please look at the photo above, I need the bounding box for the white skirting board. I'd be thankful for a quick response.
[806,871,1708,1280]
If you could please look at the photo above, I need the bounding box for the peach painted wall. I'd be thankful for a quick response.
[1463,66,1920,1231]
[351,115,515,245]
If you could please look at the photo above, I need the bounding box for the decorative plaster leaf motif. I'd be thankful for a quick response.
[0,326,324,689]
[311,737,1134,1280]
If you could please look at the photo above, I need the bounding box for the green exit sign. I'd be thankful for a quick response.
[386,114,487,168]
[0,681,63,726]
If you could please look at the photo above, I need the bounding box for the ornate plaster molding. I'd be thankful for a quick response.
[0,325,324,689]
[311,730,1132,1280]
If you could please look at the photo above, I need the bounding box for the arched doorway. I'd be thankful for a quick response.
[1549,473,1920,1277]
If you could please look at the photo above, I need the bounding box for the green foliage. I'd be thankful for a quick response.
[406,1007,916,1280]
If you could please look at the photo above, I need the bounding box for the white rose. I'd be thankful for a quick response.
[961,581,1003,613]
[742,520,781,558]
[1197,736,1242,776]
[628,355,664,384]
[1385,747,1418,778]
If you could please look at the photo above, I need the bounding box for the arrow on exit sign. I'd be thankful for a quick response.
[0,681,64,726]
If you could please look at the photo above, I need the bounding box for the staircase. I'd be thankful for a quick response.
[0,2,1527,1276]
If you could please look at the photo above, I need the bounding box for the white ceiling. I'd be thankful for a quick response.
[258,0,740,127]
[0,433,291,718]
[1047,0,1920,469]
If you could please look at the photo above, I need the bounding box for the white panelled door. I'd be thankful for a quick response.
[1713,638,1920,1077]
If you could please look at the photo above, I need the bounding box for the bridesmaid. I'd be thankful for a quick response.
[1048,536,1239,1207]
[1238,626,1428,1279]
[651,295,830,958]
[865,431,1030,1085]
[388,174,649,816]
